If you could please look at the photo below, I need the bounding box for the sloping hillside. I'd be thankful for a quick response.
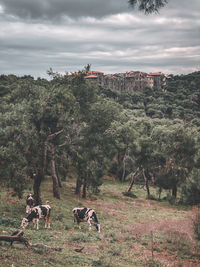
[0,178,199,267]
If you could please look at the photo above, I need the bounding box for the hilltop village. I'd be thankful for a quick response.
[81,70,168,92]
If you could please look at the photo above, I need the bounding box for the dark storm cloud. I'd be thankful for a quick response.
[0,0,130,20]
[1,0,199,21]
[0,0,199,77]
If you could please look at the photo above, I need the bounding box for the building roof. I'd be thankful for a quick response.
[87,70,103,74]
[149,72,163,76]
[84,75,98,79]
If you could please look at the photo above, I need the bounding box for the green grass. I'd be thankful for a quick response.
[0,177,199,267]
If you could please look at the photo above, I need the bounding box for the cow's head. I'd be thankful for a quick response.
[26,194,33,200]
[95,223,101,233]
[21,218,29,228]
[26,194,34,204]
[72,208,78,214]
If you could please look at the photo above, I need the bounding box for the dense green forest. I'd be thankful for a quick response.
[1,71,200,205]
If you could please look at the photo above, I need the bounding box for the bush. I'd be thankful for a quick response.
[122,191,137,198]
[180,170,200,205]
[165,193,176,205]
[193,207,200,240]
[0,216,19,228]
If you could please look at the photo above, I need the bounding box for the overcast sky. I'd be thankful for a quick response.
[0,0,199,78]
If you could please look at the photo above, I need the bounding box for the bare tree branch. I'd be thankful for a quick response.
[128,0,168,14]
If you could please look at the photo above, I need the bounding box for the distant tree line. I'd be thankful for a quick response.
[0,70,200,205]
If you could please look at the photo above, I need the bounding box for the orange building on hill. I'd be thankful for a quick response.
[80,70,167,92]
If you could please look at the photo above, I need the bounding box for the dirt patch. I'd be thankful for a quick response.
[126,216,194,239]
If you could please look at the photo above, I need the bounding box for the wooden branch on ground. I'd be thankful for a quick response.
[31,243,62,251]
[0,230,30,247]
[0,230,62,251]
[74,246,84,253]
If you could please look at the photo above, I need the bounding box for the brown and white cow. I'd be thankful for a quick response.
[25,193,35,214]
[21,204,51,230]
[73,207,100,233]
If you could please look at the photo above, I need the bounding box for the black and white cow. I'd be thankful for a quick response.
[25,193,35,214]
[21,204,51,230]
[73,207,100,233]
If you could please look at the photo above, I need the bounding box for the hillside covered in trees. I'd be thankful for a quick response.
[0,71,200,205]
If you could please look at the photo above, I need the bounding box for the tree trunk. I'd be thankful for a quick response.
[127,168,140,192]
[121,151,127,182]
[33,130,64,203]
[56,162,62,188]
[43,140,48,173]
[158,187,162,200]
[172,185,177,198]
[50,145,60,199]
[143,168,150,199]
[117,153,123,180]
[82,178,87,198]
[75,164,82,196]
[75,175,82,196]
[33,168,43,205]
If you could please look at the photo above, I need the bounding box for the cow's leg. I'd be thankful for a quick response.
[87,218,92,231]
[45,216,47,228]
[94,223,100,232]
[47,216,50,228]
[75,218,81,229]
[78,222,81,229]
[36,219,39,230]
[33,218,37,228]
[97,224,100,233]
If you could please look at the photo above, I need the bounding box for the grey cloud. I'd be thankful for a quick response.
[0,0,200,21]
[0,0,199,77]
[0,0,130,20]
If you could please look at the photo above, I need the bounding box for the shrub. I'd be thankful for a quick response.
[0,216,19,228]
[122,191,137,198]
[193,207,200,240]
[180,170,200,205]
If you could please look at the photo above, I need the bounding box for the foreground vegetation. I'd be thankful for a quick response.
[0,178,200,267]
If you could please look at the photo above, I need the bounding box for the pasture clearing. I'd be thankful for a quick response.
[0,178,199,267]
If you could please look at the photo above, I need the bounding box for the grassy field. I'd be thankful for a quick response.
[0,177,199,267]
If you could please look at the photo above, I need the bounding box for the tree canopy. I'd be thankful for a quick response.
[1,70,200,205]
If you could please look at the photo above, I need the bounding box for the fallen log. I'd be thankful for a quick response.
[0,234,30,247]
[0,230,30,247]
[74,246,84,253]
[0,230,62,251]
